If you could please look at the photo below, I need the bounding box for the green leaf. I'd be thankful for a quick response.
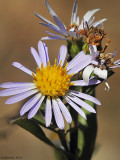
[10,117,53,146]
[54,149,65,160]
[10,117,74,159]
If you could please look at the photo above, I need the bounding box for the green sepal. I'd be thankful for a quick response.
[67,38,84,58]
[82,41,90,55]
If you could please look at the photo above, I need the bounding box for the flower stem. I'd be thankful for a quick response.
[69,107,78,160]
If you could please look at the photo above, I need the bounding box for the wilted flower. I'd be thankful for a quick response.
[83,45,120,90]
[34,0,107,40]
[0,41,101,129]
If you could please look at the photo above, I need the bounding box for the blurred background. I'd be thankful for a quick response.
[0,0,120,159]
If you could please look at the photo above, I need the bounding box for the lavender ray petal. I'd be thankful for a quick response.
[112,50,117,58]
[67,51,85,71]
[52,99,64,130]
[42,42,49,63]
[88,16,95,26]
[89,44,97,56]
[45,97,52,127]
[91,60,98,65]
[39,22,63,35]
[65,96,86,119]
[0,85,36,97]
[57,98,72,124]
[45,31,63,37]
[78,9,100,30]
[110,65,120,68]
[76,16,80,26]
[31,47,42,68]
[92,18,107,28]
[5,89,38,104]
[114,59,120,64]
[28,95,45,119]
[69,30,76,38]
[69,90,101,105]
[67,95,96,113]
[34,12,58,28]
[38,41,47,67]
[41,36,67,40]
[83,9,100,24]
[71,0,78,24]
[67,55,92,75]
[0,82,35,88]
[57,45,67,66]
[71,78,101,86]
[20,93,42,116]
[45,0,67,35]
[12,62,34,76]
[53,16,67,36]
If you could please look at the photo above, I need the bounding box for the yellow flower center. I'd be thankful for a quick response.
[32,60,73,97]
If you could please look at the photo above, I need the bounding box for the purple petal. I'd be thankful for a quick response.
[20,93,42,116]
[83,9,100,23]
[91,60,98,65]
[0,85,36,97]
[112,50,117,58]
[45,97,52,127]
[57,98,72,124]
[44,31,67,40]
[53,16,67,36]
[5,89,38,104]
[57,45,67,66]
[69,30,76,38]
[65,96,86,119]
[67,95,96,113]
[71,0,78,24]
[71,78,101,86]
[41,36,67,40]
[30,47,42,68]
[89,44,97,56]
[88,16,95,26]
[0,82,35,88]
[78,9,100,30]
[67,55,92,75]
[38,41,47,67]
[110,65,120,69]
[69,90,101,105]
[34,12,58,28]
[28,95,45,119]
[45,31,63,37]
[42,42,49,62]
[67,51,85,71]
[39,22,63,35]
[114,59,120,65]
[52,99,64,130]
[76,16,80,26]
[92,18,107,28]
[12,62,34,76]
[45,0,67,36]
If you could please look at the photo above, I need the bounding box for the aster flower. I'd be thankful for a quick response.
[0,41,101,129]
[34,0,107,40]
[83,45,119,90]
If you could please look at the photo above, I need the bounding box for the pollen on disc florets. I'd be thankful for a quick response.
[32,60,73,97]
